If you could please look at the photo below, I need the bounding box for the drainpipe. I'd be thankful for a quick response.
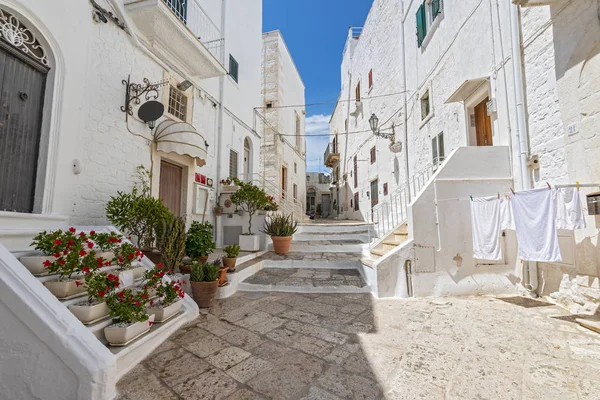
[399,2,410,203]
[509,3,538,295]
[214,0,227,248]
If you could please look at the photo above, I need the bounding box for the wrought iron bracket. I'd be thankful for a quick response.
[121,75,168,119]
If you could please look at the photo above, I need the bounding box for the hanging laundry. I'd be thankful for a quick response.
[470,196,503,261]
[500,196,515,231]
[555,188,587,230]
[511,188,562,262]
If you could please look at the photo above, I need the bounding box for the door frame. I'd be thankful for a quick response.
[465,83,494,147]
[158,158,187,216]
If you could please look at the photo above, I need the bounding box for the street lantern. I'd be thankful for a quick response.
[369,113,379,134]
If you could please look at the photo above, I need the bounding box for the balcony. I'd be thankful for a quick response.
[125,0,227,79]
[324,142,340,168]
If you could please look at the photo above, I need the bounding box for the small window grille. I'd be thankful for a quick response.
[168,85,187,121]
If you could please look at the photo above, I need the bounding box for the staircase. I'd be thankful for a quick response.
[245,173,304,222]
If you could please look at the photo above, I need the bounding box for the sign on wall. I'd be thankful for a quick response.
[193,184,209,216]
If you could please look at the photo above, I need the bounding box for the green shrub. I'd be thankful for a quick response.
[262,214,298,237]
[185,221,215,258]
[190,261,220,282]
[155,213,186,272]
[223,244,241,258]
[230,179,270,235]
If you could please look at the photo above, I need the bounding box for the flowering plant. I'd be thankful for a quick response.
[32,227,86,256]
[83,271,120,303]
[89,231,122,252]
[230,181,271,234]
[106,288,151,324]
[114,243,143,270]
[154,279,185,306]
[264,196,279,211]
[220,177,241,186]
[142,265,166,291]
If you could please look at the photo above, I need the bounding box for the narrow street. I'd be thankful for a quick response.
[118,292,600,399]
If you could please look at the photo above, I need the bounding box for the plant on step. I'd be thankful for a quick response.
[142,265,165,291]
[105,169,170,250]
[45,246,102,281]
[155,213,186,272]
[230,181,270,235]
[189,261,220,283]
[113,242,143,270]
[89,231,123,252]
[263,196,279,211]
[106,288,151,324]
[83,271,121,303]
[262,214,298,237]
[220,177,241,186]
[32,227,87,256]
[185,221,215,258]
[224,244,241,259]
[154,278,185,306]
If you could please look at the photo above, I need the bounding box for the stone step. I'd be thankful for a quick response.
[576,318,600,334]
[271,241,365,253]
[293,233,370,242]
[238,267,370,294]
[296,223,374,235]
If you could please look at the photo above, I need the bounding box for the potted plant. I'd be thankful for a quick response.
[155,213,186,273]
[22,228,85,275]
[69,271,120,324]
[220,177,241,193]
[259,196,279,215]
[104,288,153,346]
[141,266,165,298]
[262,214,298,256]
[114,242,145,280]
[88,231,122,261]
[230,180,270,251]
[214,202,224,216]
[147,273,185,322]
[185,221,215,267]
[214,258,229,287]
[106,166,170,264]
[223,244,240,272]
[189,260,220,308]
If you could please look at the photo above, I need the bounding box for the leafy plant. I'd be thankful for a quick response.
[155,213,186,272]
[230,180,270,235]
[223,244,241,258]
[143,265,165,291]
[264,196,279,211]
[185,221,215,258]
[83,271,120,303]
[154,279,185,306]
[106,288,150,324]
[32,227,85,256]
[262,214,298,237]
[105,188,169,250]
[114,243,143,270]
[89,231,122,252]
[189,261,220,282]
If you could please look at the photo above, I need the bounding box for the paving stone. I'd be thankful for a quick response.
[226,356,273,383]
[227,389,267,400]
[205,346,251,370]
[242,268,366,289]
[291,334,337,358]
[324,343,362,364]
[145,347,211,387]
[222,328,265,351]
[182,332,228,358]
[171,325,210,346]
[256,301,289,315]
[171,368,239,400]
[234,311,272,328]
[317,366,384,399]
[285,320,348,344]
[198,317,237,336]
[299,387,342,400]
[116,364,178,400]
[250,340,292,362]
[279,310,322,325]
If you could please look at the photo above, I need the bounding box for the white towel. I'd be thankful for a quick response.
[470,196,503,261]
[511,188,562,262]
[555,188,586,230]
[500,197,515,230]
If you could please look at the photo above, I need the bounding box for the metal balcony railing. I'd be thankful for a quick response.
[162,0,225,64]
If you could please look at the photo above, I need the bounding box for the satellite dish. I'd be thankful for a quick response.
[138,100,164,123]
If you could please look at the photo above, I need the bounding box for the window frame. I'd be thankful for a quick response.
[432,131,445,171]
[353,156,358,188]
[355,81,361,102]
[417,0,444,49]
[229,54,239,83]
[383,183,388,196]
[370,146,376,164]
[229,149,238,179]
[354,192,360,211]
[368,69,373,91]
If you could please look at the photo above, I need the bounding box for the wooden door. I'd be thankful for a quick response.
[0,46,48,213]
[370,179,379,207]
[243,146,250,181]
[159,161,183,216]
[474,97,493,146]
[281,167,287,198]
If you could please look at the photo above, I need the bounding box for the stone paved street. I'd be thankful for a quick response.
[243,268,366,289]
[117,292,600,399]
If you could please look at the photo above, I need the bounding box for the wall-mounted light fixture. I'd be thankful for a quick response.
[369,113,395,140]
[177,80,193,91]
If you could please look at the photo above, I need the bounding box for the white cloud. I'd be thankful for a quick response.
[305,114,331,173]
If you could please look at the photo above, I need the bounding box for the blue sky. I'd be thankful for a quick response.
[263,0,374,173]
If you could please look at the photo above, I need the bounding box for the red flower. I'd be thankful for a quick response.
[53,252,60,258]
[159,271,165,277]
[63,250,68,255]
[107,274,118,281]
[149,321,154,326]
[141,294,148,300]
[182,281,187,285]
[67,240,75,247]
[79,232,86,237]
[98,290,105,298]
[54,239,62,245]
[117,239,122,243]
[117,291,125,298]
[59,260,66,265]
[128,253,135,260]
[150,300,154,306]
[75,281,82,287]
[90,230,96,235]
[82,266,90,274]
[128,236,132,240]
[79,250,87,257]
[69,227,76,233]
[87,241,94,249]
[118,256,124,263]
[43,260,51,268]
[135,301,140,306]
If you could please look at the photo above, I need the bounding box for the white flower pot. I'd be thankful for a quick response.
[148,300,182,323]
[20,255,54,275]
[44,279,86,299]
[104,314,155,346]
[239,234,260,251]
[221,185,240,193]
[97,251,115,261]
[69,301,110,324]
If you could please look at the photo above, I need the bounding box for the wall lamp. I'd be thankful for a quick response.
[177,80,193,91]
[369,113,395,140]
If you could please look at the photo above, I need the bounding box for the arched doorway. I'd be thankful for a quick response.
[0,8,50,213]
[243,137,252,181]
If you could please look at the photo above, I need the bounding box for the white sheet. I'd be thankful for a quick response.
[470,196,503,261]
[500,197,515,231]
[511,188,562,262]
[555,188,586,230]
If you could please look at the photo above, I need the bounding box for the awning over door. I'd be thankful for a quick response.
[445,77,489,104]
[154,120,208,167]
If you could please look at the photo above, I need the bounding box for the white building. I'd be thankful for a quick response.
[305,172,332,215]
[327,0,600,303]
[0,0,264,397]
[259,30,306,219]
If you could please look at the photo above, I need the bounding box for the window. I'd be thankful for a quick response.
[417,0,443,48]
[384,183,388,196]
[421,90,431,120]
[354,192,359,211]
[368,69,373,90]
[370,146,376,164]
[295,113,302,150]
[355,81,361,102]
[229,149,238,178]
[294,162,297,174]
[432,132,445,170]
[266,102,273,109]
[168,85,187,121]
[306,175,310,182]
[293,184,298,200]
[353,156,358,188]
[229,54,239,83]
[370,179,379,207]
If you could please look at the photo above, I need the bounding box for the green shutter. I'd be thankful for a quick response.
[416,3,426,48]
[432,0,441,20]
[229,55,239,83]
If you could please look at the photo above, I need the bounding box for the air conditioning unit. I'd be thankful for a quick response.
[219,193,237,214]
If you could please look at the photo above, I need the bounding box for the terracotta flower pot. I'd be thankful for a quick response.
[104,315,155,346]
[271,236,293,255]
[198,256,209,265]
[190,280,219,308]
[44,279,86,299]
[148,300,182,323]
[179,264,192,274]
[218,267,229,287]
[69,301,110,324]
[223,257,237,271]
[20,255,54,275]
[144,250,162,266]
